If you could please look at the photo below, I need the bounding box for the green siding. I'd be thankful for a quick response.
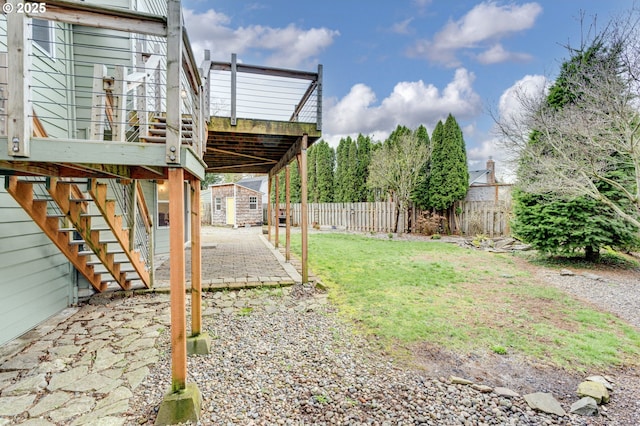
[0,185,73,346]
[72,25,132,139]
[30,21,74,138]
[142,180,169,254]
[0,18,73,138]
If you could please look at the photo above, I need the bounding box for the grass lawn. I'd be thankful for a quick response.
[284,232,640,371]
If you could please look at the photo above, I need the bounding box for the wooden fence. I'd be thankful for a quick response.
[278,200,513,236]
[453,200,512,237]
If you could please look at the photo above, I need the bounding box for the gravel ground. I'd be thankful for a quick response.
[124,273,640,426]
[536,267,640,330]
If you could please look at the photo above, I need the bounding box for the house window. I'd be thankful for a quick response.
[157,182,169,228]
[215,197,222,211]
[32,19,55,57]
[249,196,257,210]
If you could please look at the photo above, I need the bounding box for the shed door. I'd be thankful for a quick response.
[226,197,235,225]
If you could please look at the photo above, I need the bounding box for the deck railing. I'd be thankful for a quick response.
[0,0,204,164]
[204,52,322,130]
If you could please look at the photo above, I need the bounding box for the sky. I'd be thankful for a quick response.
[182,0,633,181]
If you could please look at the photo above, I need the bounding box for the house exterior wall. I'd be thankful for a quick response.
[210,184,263,227]
[0,18,74,138]
[0,184,74,346]
[465,184,513,202]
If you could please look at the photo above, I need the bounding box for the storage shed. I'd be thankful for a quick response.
[210,183,264,227]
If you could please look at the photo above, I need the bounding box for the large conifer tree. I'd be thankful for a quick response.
[512,41,639,259]
[314,140,335,202]
[427,115,468,213]
[411,124,431,209]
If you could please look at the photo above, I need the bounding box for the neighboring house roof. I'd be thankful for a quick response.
[469,169,491,185]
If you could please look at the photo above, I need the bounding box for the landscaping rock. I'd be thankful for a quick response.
[560,269,575,276]
[570,397,599,416]
[586,375,614,390]
[449,375,473,385]
[494,387,520,398]
[523,392,567,416]
[578,381,610,404]
[471,384,493,393]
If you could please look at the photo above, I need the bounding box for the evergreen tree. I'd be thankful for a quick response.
[334,137,350,202]
[411,125,431,208]
[427,115,468,213]
[307,143,318,203]
[512,40,639,259]
[345,138,359,202]
[355,134,373,201]
[386,125,412,147]
[314,140,335,202]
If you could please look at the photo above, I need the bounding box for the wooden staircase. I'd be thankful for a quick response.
[141,114,194,145]
[5,176,152,293]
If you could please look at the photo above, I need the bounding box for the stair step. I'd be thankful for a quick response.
[33,196,54,201]
[80,212,103,217]
[107,248,125,254]
[69,197,90,202]
[47,213,67,218]
[78,250,94,256]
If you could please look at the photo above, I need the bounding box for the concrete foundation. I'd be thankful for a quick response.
[187,332,212,355]
[155,383,202,425]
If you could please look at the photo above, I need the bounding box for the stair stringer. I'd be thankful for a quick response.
[87,180,151,289]
[5,177,106,292]
[47,178,131,291]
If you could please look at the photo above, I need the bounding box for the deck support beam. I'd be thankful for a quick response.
[285,164,291,262]
[299,134,308,283]
[187,178,210,355]
[267,173,273,242]
[274,172,279,248]
[168,167,187,392]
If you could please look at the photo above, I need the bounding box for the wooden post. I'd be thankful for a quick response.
[300,134,309,283]
[274,172,279,248]
[6,7,31,157]
[166,0,182,164]
[231,53,237,126]
[168,168,187,392]
[190,179,202,336]
[267,173,272,242]
[285,164,291,262]
[112,65,127,142]
[90,65,107,141]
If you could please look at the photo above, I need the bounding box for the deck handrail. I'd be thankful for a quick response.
[202,52,322,131]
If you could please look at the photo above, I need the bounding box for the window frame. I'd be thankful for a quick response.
[157,183,170,229]
[249,196,258,210]
[214,197,222,211]
[32,18,55,59]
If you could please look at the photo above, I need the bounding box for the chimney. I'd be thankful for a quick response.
[486,157,496,185]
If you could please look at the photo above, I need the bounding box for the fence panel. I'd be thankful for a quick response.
[273,200,512,236]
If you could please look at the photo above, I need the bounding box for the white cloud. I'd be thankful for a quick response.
[323,68,482,146]
[467,74,549,183]
[498,74,548,124]
[476,44,532,64]
[391,18,414,35]
[408,1,542,66]
[184,8,339,68]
